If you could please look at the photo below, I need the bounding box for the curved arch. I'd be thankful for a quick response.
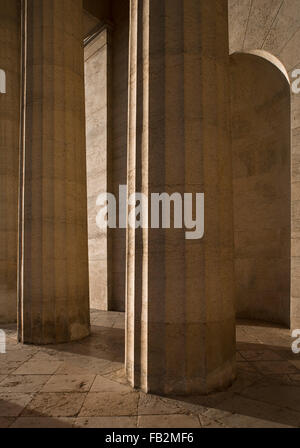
[230,50,290,84]
[230,51,291,327]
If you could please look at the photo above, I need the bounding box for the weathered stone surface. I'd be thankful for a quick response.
[0,0,20,324]
[230,52,291,326]
[75,416,137,428]
[138,414,201,429]
[41,374,95,393]
[228,0,300,329]
[90,375,131,393]
[79,391,140,417]
[1,0,300,417]
[0,313,299,427]
[21,392,87,417]
[0,392,33,417]
[19,0,90,344]
[0,417,15,428]
[0,375,51,393]
[126,0,236,395]
[11,417,74,428]
[85,27,111,311]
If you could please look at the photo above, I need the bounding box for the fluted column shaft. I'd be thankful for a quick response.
[126,0,236,395]
[0,1,21,324]
[19,0,90,344]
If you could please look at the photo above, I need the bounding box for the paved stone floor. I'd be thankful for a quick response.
[0,310,300,428]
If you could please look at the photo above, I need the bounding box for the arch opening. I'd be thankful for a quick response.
[230,51,291,327]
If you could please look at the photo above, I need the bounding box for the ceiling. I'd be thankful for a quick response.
[83,10,101,39]
[229,0,300,75]
[82,0,300,76]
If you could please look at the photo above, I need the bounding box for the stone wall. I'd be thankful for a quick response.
[84,0,129,312]
[230,52,291,326]
[228,0,300,328]
[84,29,110,310]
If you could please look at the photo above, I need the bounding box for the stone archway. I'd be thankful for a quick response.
[230,51,291,326]
[228,0,300,330]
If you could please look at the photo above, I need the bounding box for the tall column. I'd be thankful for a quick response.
[126,0,236,395]
[18,0,90,344]
[0,1,21,324]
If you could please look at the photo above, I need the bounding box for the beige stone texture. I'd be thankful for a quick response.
[0,0,20,323]
[75,416,137,428]
[138,414,201,428]
[10,417,74,428]
[0,312,299,428]
[85,27,111,311]
[230,52,291,326]
[79,391,140,417]
[228,0,300,328]
[18,0,90,344]
[0,0,299,408]
[126,0,236,395]
[83,1,129,313]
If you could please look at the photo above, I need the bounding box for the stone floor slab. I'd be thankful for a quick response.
[0,417,15,428]
[90,375,131,393]
[0,392,34,417]
[79,391,140,417]
[138,414,201,428]
[13,360,63,375]
[21,392,87,417]
[252,361,299,375]
[0,375,51,393]
[42,374,95,393]
[0,313,298,428]
[11,417,75,428]
[75,416,137,428]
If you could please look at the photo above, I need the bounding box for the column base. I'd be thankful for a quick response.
[127,358,237,396]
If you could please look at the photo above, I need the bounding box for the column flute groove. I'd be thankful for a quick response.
[18,0,90,344]
[0,0,21,324]
[126,0,236,395]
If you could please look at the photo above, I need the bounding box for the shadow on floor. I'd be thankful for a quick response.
[0,313,299,428]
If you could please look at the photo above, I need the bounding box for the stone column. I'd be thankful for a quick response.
[126,0,236,395]
[0,1,21,324]
[18,0,90,344]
